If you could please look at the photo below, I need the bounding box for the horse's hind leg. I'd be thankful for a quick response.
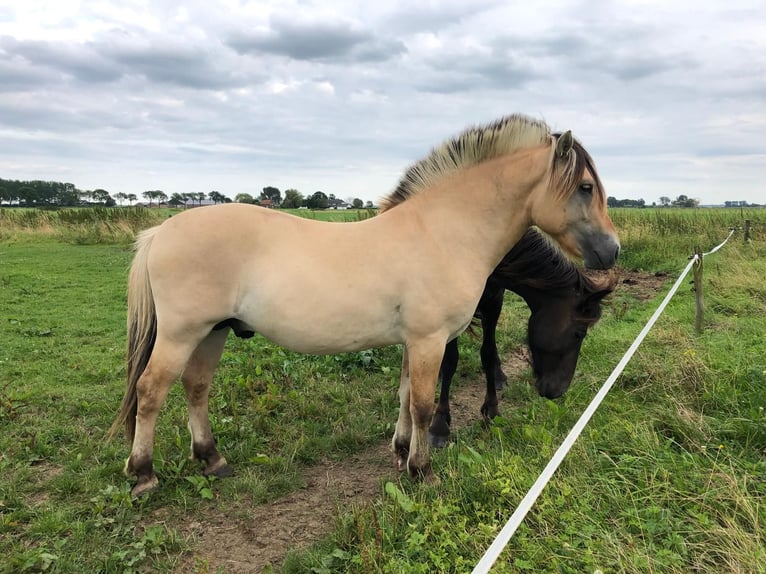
[127,334,198,497]
[181,329,233,479]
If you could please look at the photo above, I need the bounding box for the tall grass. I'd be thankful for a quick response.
[0,206,376,244]
[609,207,765,271]
[0,207,169,244]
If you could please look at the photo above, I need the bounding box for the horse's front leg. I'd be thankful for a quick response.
[429,338,458,448]
[479,287,504,420]
[406,335,445,482]
[392,347,411,471]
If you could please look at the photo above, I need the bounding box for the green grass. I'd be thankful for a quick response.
[1,207,764,572]
[0,238,408,572]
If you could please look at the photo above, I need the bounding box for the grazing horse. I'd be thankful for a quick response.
[109,114,619,497]
[428,228,617,448]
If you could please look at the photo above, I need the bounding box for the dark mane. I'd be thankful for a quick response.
[379,114,552,212]
[494,228,602,294]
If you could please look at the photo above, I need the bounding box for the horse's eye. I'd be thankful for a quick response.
[579,183,594,194]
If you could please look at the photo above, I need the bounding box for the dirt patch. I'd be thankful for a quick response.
[176,445,397,573]
[615,268,671,301]
[176,269,668,573]
[24,461,65,508]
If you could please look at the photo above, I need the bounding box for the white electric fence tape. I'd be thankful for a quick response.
[471,228,735,574]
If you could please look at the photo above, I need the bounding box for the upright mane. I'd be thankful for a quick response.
[378,114,552,212]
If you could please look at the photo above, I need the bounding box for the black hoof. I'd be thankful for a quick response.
[428,432,450,449]
[204,463,235,479]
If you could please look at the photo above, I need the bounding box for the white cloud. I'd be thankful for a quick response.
[0,0,764,206]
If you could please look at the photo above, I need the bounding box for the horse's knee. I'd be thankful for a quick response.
[411,400,434,429]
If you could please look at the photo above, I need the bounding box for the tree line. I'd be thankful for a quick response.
[0,178,374,210]
[607,195,703,208]
[13,178,754,211]
[234,187,371,209]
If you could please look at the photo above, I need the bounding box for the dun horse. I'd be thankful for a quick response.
[429,228,617,448]
[109,114,619,496]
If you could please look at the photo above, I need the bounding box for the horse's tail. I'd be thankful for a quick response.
[108,226,160,444]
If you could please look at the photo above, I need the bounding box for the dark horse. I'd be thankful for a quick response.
[428,228,616,447]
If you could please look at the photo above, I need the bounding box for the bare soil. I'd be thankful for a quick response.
[174,268,668,573]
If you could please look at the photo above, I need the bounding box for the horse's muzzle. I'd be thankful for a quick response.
[583,233,620,270]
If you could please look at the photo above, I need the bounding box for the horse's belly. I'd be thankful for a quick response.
[237,299,402,355]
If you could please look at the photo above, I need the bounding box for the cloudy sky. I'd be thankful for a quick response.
[1,0,764,205]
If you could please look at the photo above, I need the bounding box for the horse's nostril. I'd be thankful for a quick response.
[614,245,620,261]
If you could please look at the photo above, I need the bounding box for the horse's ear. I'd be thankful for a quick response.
[556,130,573,158]
[578,286,613,322]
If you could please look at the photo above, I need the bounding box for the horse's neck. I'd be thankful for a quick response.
[394,149,547,276]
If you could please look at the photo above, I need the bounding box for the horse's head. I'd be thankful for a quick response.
[528,132,620,270]
[525,274,616,398]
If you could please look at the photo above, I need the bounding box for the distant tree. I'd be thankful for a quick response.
[169,193,186,208]
[208,191,226,204]
[352,198,364,209]
[608,196,646,208]
[180,192,193,207]
[306,191,329,209]
[113,192,127,206]
[365,200,374,209]
[56,183,80,206]
[142,190,165,207]
[260,186,282,206]
[282,188,304,208]
[91,189,114,206]
[672,194,699,208]
[659,196,671,207]
[19,186,38,206]
[127,193,137,205]
[235,193,255,204]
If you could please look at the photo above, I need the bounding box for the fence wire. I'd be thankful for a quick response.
[471,228,736,574]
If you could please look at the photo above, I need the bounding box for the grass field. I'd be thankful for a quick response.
[1,206,764,572]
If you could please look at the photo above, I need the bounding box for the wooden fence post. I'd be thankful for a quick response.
[744,219,751,242]
[693,247,704,333]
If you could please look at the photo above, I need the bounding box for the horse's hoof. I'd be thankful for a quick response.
[407,464,440,486]
[423,472,442,487]
[131,475,159,498]
[428,432,450,449]
[395,454,407,472]
[205,462,234,479]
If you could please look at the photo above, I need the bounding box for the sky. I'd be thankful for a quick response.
[0,0,764,206]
